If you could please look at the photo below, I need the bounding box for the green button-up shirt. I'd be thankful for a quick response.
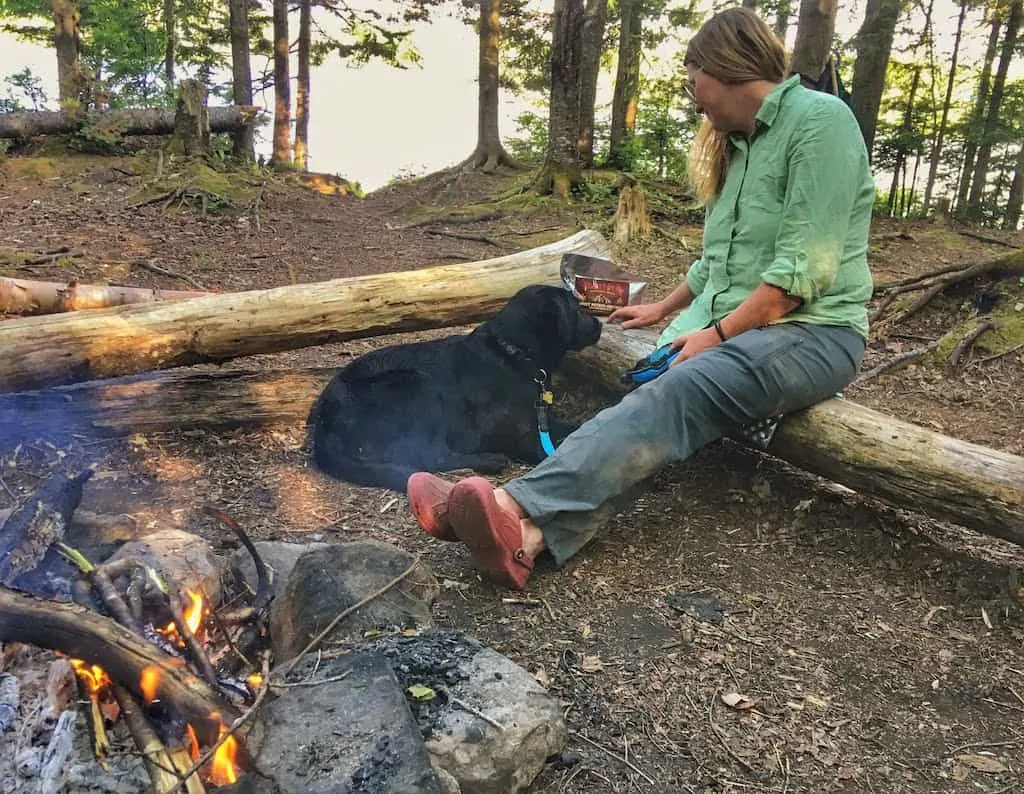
[657,75,874,347]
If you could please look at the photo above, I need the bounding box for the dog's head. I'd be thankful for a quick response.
[487,285,602,370]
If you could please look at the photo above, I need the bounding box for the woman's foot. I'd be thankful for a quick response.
[406,472,457,541]
[447,477,535,590]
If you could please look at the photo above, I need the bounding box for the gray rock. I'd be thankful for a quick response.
[369,630,567,794]
[270,540,439,660]
[251,651,443,794]
[231,540,331,606]
[107,528,222,604]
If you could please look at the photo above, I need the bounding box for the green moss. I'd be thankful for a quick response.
[127,155,261,212]
[4,157,59,180]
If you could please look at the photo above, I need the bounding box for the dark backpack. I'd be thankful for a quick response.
[795,54,853,107]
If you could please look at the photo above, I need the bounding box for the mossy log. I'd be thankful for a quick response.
[0,230,610,392]
[0,106,261,139]
[565,325,1024,548]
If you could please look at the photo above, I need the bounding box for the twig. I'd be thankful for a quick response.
[447,693,506,731]
[129,190,176,209]
[955,229,1022,249]
[132,259,207,291]
[573,731,656,785]
[175,654,271,794]
[948,739,1024,755]
[276,557,422,680]
[269,672,351,690]
[707,692,758,775]
[203,506,274,614]
[854,339,943,385]
[423,228,509,248]
[974,340,1024,365]
[399,210,505,230]
[948,320,997,371]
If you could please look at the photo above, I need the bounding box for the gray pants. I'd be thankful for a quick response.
[504,322,865,564]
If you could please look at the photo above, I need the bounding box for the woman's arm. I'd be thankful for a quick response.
[607,280,696,329]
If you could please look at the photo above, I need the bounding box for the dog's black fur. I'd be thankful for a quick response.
[309,285,602,490]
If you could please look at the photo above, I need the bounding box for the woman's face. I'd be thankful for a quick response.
[687,64,742,134]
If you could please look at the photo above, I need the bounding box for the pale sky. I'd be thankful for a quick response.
[0,2,1010,192]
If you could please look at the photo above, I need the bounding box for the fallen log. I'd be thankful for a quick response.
[0,106,262,139]
[0,230,610,392]
[0,587,238,742]
[0,277,212,316]
[0,368,335,437]
[564,325,1024,549]
[5,335,1021,549]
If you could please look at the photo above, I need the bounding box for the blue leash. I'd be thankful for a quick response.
[534,369,556,456]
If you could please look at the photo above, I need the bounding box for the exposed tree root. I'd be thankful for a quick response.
[854,339,943,384]
[871,249,1024,326]
[947,320,998,372]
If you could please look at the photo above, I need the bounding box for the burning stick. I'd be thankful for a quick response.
[113,684,205,794]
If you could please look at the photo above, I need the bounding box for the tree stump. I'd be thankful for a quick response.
[173,79,211,156]
[613,186,652,243]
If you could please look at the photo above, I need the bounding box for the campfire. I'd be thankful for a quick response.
[0,470,273,792]
[1,464,569,793]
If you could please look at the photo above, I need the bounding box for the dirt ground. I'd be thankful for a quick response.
[2,151,1023,794]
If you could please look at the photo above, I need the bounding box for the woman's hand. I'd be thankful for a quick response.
[668,327,721,365]
[607,301,667,329]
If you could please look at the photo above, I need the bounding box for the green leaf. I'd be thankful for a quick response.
[406,684,436,701]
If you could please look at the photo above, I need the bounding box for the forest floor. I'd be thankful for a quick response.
[1,149,1024,794]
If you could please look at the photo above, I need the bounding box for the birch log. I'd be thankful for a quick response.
[565,325,1024,548]
[0,230,609,392]
[0,277,211,316]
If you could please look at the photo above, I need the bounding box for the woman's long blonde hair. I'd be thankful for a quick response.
[685,8,788,205]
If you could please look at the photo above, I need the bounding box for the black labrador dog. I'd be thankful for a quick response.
[310,285,602,490]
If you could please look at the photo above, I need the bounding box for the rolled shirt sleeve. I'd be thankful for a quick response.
[685,256,708,296]
[760,100,866,304]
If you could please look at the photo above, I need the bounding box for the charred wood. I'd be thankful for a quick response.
[0,588,238,743]
[0,470,93,587]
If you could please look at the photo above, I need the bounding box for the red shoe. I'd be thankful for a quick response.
[407,472,457,541]
[447,477,534,590]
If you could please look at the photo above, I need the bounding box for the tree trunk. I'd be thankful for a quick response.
[51,0,81,104]
[173,79,210,157]
[271,0,292,166]
[0,588,236,744]
[955,9,1002,215]
[0,106,260,139]
[1005,143,1024,230]
[564,325,1024,548]
[293,0,311,171]
[0,231,610,392]
[465,0,516,171]
[774,0,794,41]
[790,0,837,85]
[967,0,1022,216]
[0,278,210,316]
[541,0,586,198]
[578,0,608,168]
[607,0,642,170]
[922,0,967,212]
[850,0,904,158]
[228,0,255,160]
[888,65,920,217]
[612,185,651,243]
[163,0,175,87]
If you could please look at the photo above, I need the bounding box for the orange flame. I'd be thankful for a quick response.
[246,672,263,691]
[185,724,200,762]
[140,665,161,703]
[210,724,240,786]
[70,659,110,695]
[156,590,207,647]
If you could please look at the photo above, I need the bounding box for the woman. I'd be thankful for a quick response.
[407,6,875,589]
